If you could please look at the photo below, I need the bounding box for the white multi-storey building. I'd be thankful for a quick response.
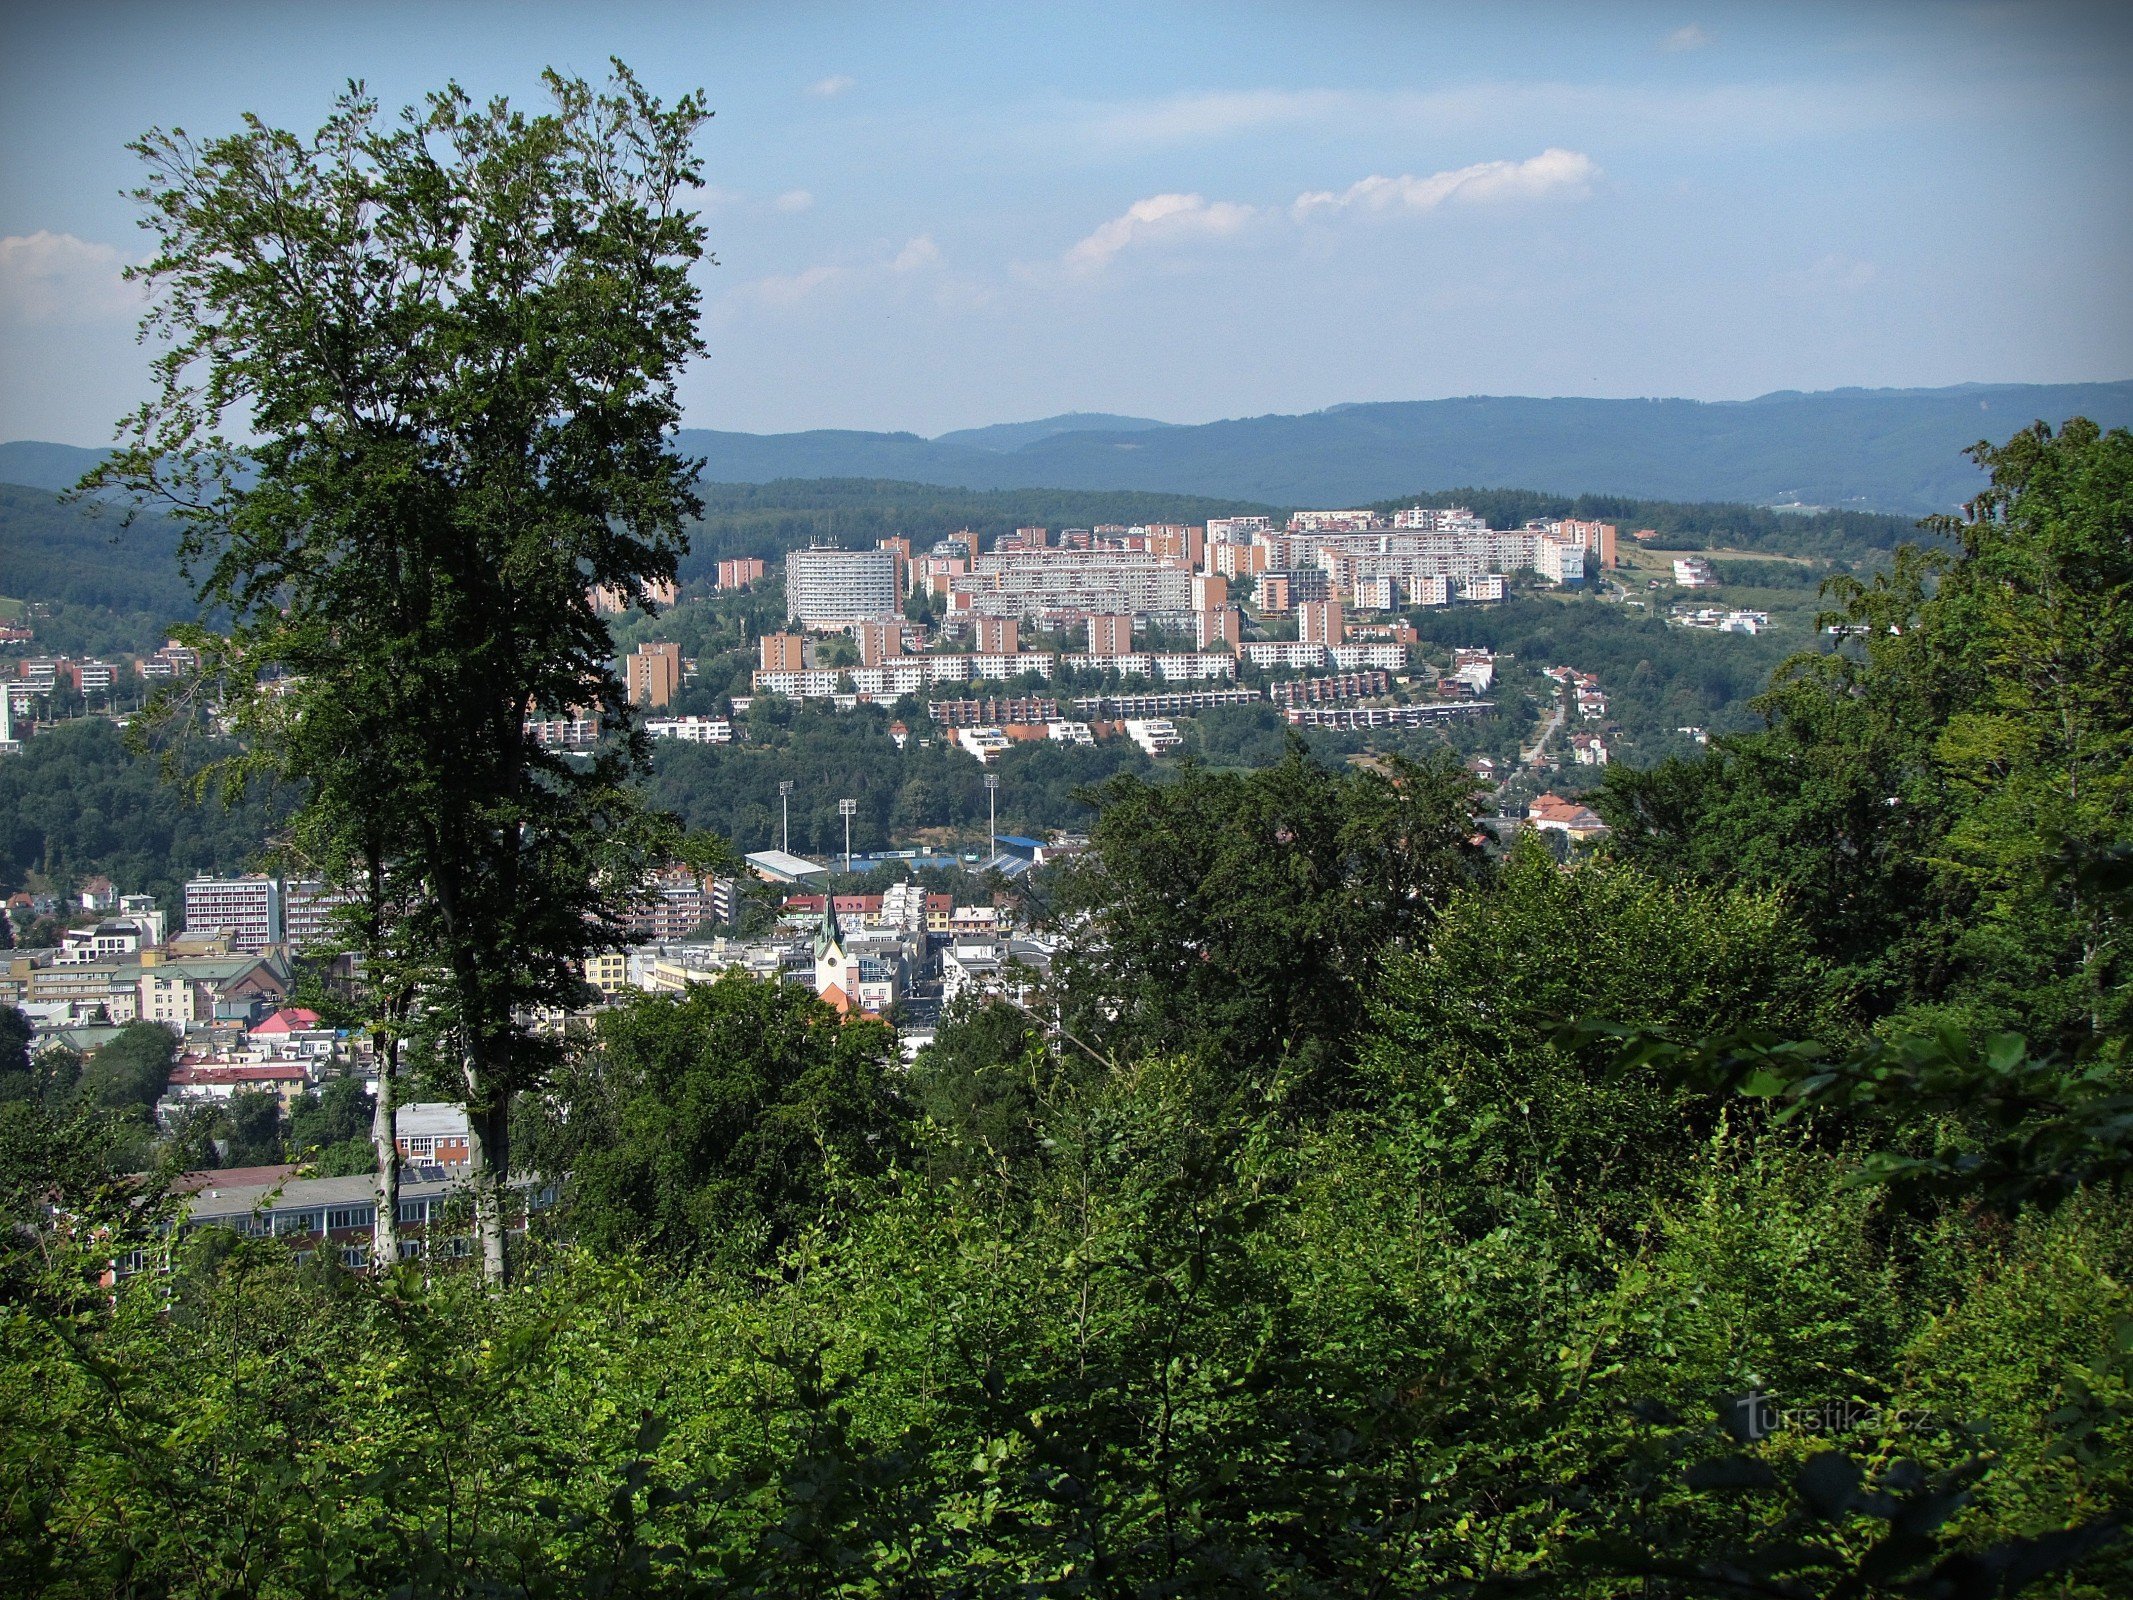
[785,548,899,629]
[183,875,282,952]
[954,548,1192,621]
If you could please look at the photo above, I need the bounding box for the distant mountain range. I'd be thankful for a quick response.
[8,382,2129,514]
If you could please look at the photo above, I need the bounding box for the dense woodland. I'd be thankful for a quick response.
[0,419,2127,1594]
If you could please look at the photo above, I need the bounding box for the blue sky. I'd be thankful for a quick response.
[1,0,2128,444]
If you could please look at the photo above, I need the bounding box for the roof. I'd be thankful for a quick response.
[251,1007,323,1034]
[996,835,1046,851]
[745,849,829,883]
[168,1063,310,1084]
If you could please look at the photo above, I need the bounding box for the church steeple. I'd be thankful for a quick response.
[812,891,846,960]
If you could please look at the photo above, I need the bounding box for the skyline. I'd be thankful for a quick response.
[2,1,2130,447]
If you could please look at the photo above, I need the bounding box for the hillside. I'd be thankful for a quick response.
[672,381,2133,513]
[13,382,2128,514]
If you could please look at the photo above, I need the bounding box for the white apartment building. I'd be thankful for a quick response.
[183,875,282,951]
[1330,643,1407,671]
[954,548,1192,620]
[1048,720,1094,744]
[1534,537,1587,586]
[1124,718,1183,756]
[785,548,899,629]
[1240,641,1329,671]
[646,716,734,744]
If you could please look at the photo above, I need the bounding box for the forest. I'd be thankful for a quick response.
[2,418,2128,1595]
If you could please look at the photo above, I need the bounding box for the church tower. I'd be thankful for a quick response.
[812,893,854,1013]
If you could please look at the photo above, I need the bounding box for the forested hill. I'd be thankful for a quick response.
[11,381,2130,514]
[667,381,2133,514]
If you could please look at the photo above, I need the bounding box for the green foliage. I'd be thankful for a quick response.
[0,716,290,909]
[0,482,194,654]
[527,976,911,1268]
[1051,743,1488,1091]
[1602,419,2133,1047]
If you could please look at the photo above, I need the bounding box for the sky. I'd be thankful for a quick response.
[1,0,2129,444]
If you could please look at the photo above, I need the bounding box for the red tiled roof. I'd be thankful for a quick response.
[250,1007,323,1034]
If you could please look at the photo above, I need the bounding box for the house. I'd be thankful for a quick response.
[1525,792,1611,842]
[1570,733,1609,767]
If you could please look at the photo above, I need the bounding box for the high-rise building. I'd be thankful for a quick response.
[625,641,681,708]
[785,548,899,629]
[1195,607,1240,652]
[972,616,1019,654]
[1086,613,1134,655]
[715,557,766,589]
[760,632,806,673]
[284,880,361,951]
[183,875,283,952]
[1299,598,1345,648]
[857,618,904,667]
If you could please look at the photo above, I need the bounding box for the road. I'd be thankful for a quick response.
[1522,691,1566,767]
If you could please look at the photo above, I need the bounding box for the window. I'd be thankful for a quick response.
[273,1209,323,1237]
[397,1239,425,1260]
[340,1245,369,1268]
[326,1205,374,1231]
[397,1198,429,1225]
[405,1135,435,1155]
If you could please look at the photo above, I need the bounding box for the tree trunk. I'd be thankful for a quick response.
[370,1030,401,1268]
[462,1085,509,1289]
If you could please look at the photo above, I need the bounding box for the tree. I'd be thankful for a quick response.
[1601,418,2132,1049]
[526,976,910,1269]
[1049,742,1488,1096]
[90,65,719,1282]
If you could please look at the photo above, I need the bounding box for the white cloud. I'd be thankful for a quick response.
[891,235,941,273]
[0,231,139,324]
[806,75,855,98]
[1064,193,1259,273]
[1292,149,1598,219]
[774,189,815,214]
[1662,24,1714,53]
[742,263,846,308]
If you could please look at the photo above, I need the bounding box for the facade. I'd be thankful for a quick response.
[1195,607,1240,652]
[646,715,733,743]
[284,880,360,952]
[971,616,1019,654]
[1673,557,1718,589]
[183,876,282,952]
[715,557,766,589]
[1085,613,1133,655]
[625,641,682,708]
[760,632,806,673]
[1123,718,1183,756]
[1298,598,1345,648]
[785,548,899,629]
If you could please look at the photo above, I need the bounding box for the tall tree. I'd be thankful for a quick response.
[88,64,718,1282]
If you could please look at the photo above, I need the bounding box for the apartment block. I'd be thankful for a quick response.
[856,618,904,668]
[626,641,682,708]
[760,632,806,673]
[785,548,898,629]
[183,876,283,952]
[971,616,1019,654]
[1189,573,1228,611]
[715,557,766,589]
[1195,607,1240,652]
[1298,599,1345,648]
[1086,613,1134,654]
